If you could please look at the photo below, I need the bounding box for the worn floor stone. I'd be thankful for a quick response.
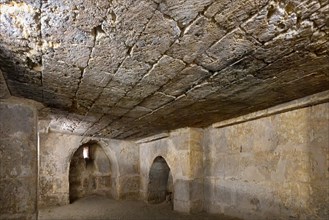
[38,195,241,220]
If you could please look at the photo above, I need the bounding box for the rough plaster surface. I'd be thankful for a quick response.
[0,99,37,220]
[203,102,329,220]
[0,0,328,139]
[38,132,139,208]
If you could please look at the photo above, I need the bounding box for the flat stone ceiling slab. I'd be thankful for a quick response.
[1,0,328,139]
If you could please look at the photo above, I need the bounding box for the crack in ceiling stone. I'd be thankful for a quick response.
[0,0,328,140]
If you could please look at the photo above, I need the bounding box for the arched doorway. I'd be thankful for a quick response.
[69,141,111,203]
[147,156,173,205]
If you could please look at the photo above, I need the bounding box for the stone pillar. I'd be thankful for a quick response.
[139,128,204,214]
[103,139,140,200]
[0,99,38,219]
[172,128,204,213]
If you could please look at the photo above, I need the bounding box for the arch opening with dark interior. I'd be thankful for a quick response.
[147,156,173,205]
[69,141,112,203]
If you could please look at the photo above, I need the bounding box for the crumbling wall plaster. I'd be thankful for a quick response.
[203,102,329,220]
[38,132,139,208]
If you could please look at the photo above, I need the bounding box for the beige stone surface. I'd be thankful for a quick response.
[203,102,329,219]
[38,132,139,208]
[136,95,328,218]
[139,127,204,213]
[0,98,38,219]
[0,0,328,139]
[0,0,328,218]
[1,86,328,220]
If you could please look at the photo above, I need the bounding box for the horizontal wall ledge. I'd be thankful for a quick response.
[212,90,329,129]
[135,132,169,144]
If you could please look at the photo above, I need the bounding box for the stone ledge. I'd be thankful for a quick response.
[135,132,169,144]
[212,90,329,129]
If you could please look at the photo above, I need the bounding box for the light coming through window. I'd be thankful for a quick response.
[83,146,89,159]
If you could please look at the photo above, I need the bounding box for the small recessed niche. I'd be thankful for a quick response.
[69,141,112,203]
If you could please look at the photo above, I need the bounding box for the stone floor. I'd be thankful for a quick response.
[38,195,241,220]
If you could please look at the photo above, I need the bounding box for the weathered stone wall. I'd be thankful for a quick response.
[38,132,139,208]
[139,128,204,213]
[203,102,329,219]
[69,143,112,202]
[0,99,38,219]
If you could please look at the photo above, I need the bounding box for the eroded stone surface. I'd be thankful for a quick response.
[0,0,328,139]
[0,99,38,219]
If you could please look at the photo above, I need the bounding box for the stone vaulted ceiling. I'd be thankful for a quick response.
[0,0,328,139]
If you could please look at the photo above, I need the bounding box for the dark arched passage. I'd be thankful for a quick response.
[147,156,173,204]
[69,142,111,203]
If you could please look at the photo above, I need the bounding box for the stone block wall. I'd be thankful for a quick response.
[1,88,327,220]
[139,128,204,213]
[38,132,139,208]
[203,102,329,219]
[138,93,328,219]
[0,99,38,219]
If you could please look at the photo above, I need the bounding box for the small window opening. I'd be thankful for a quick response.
[83,146,89,159]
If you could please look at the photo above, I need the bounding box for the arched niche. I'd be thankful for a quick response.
[147,156,173,205]
[69,141,112,203]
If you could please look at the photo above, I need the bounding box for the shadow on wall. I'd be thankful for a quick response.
[69,141,112,203]
[0,45,43,97]
[147,156,173,207]
[0,2,45,105]
[0,42,78,113]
